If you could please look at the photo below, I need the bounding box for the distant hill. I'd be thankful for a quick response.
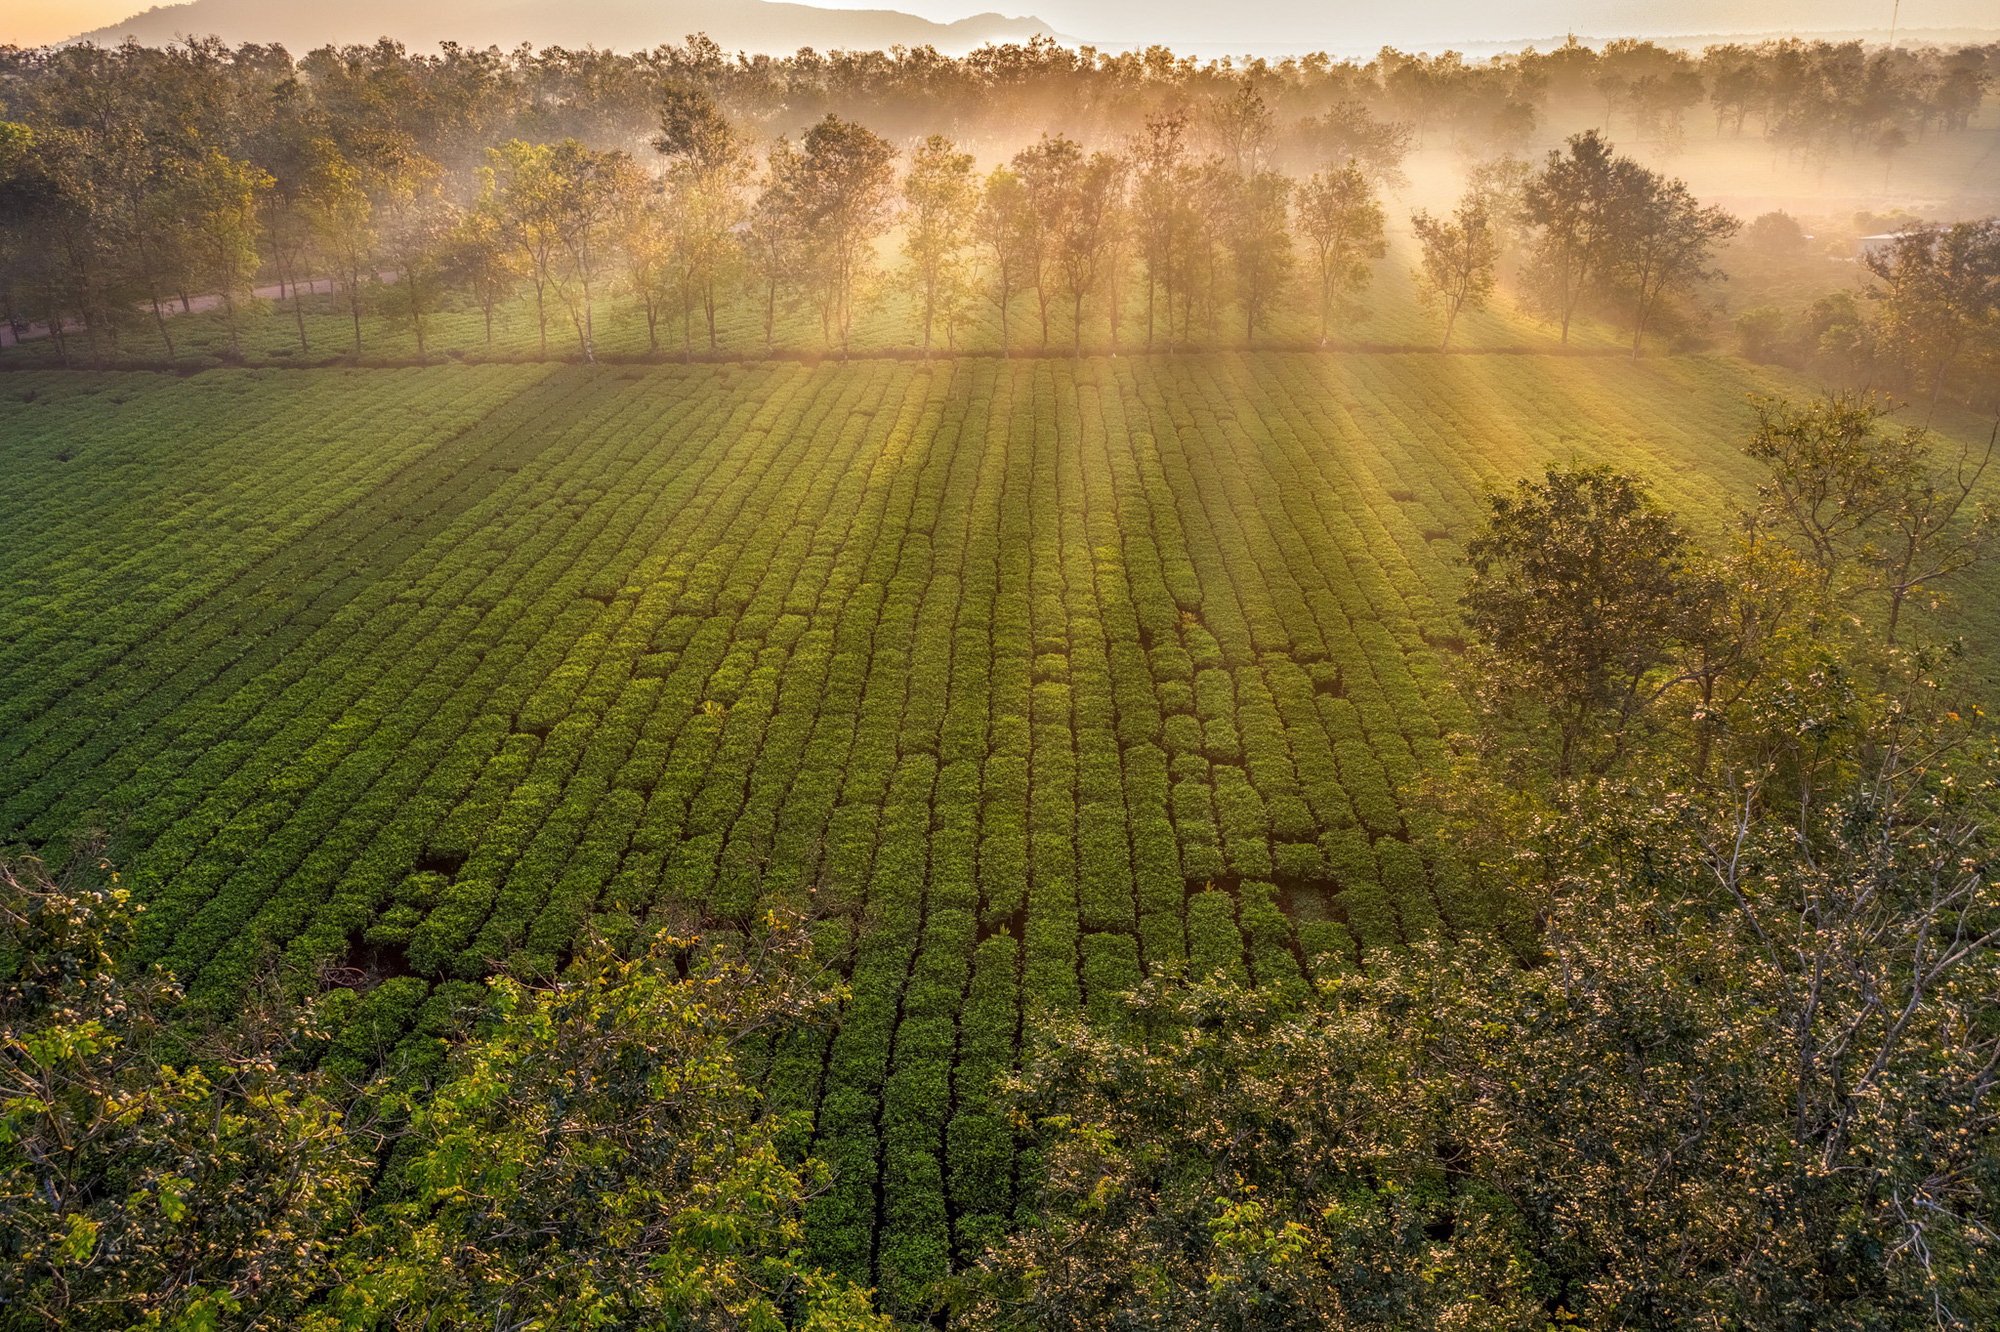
[65,0,1056,56]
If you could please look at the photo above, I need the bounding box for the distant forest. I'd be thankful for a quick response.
[1,35,1995,396]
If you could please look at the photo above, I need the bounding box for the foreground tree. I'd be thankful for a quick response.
[1462,464,1716,777]
[313,922,888,1331]
[1,853,889,1332]
[0,844,371,1330]
[1744,393,1994,640]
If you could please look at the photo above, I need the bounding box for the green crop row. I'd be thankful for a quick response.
[3,348,1872,1309]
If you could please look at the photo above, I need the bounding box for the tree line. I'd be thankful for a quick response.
[1,34,1988,170]
[0,34,1991,376]
[0,87,1753,365]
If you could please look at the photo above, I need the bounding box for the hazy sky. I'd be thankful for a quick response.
[6,0,1992,53]
[6,0,133,48]
[862,0,1991,49]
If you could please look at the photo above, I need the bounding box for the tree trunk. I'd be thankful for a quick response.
[149,289,176,359]
[291,268,310,354]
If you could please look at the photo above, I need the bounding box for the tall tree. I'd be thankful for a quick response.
[1410,196,1497,351]
[166,146,270,355]
[653,85,750,356]
[1011,133,1081,352]
[616,185,673,354]
[1605,165,1737,358]
[1520,129,1619,346]
[302,150,378,356]
[787,114,896,354]
[898,134,976,358]
[1304,101,1414,189]
[481,139,562,357]
[1227,170,1292,343]
[1051,151,1126,357]
[251,97,342,354]
[745,137,803,355]
[974,164,1033,355]
[377,184,456,358]
[1168,159,1236,345]
[1206,78,1274,175]
[1127,110,1188,351]
[1865,221,2000,414]
[442,203,519,347]
[545,140,642,362]
[1295,163,1385,345]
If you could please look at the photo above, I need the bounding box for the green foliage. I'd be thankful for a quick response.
[311,919,885,1331]
[3,353,1994,1305]
[0,843,372,1331]
[960,419,2000,1331]
[952,974,1539,1331]
[1462,463,1713,775]
[0,857,886,1331]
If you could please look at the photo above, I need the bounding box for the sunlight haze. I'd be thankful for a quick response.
[9,0,2000,49]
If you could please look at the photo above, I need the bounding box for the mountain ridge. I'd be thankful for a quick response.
[64,0,1058,57]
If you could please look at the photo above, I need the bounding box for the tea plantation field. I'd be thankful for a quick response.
[2,351,1986,1298]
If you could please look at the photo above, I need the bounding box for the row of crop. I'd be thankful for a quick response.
[137,364,821,991]
[15,356,1488,1296]
[404,367,877,975]
[90,357,1466,989]
[802,372,994,1291]
[0,369,534,765]
[0,371,579,876]
[4,353,1805,1318]
[1121,361,1464,941]
[154,370,766,991]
